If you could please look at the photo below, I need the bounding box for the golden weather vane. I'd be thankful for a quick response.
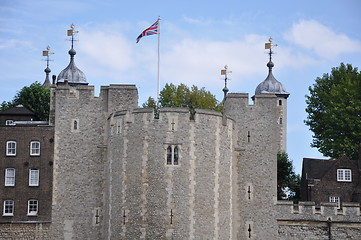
[42,45,54,68]
[221,65,232,98]
[67,24,79,49]
[265,37,278,62]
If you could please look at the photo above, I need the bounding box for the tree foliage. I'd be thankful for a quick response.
[277,152,300,202]
[142,83,222,112]
[0,82,50,121]
[305,63,361,160]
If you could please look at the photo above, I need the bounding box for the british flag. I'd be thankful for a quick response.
[136,19,159,43]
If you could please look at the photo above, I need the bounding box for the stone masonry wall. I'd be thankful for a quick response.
[105,107,235,239]
[224,93,282,240]
[0,223,50,239]
[277,201,361,240]
[49,83,138,240]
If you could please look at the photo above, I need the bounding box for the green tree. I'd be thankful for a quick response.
[0,82,50,121]
[305,63,361,160]
[277,152,300,202]
[143,83,222,112]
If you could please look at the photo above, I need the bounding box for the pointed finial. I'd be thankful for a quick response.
[221,65,232,98]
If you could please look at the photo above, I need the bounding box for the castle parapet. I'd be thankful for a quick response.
[277,200,361,222]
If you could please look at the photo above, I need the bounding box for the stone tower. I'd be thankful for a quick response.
[224,40,289,239]
[48,30,289,239]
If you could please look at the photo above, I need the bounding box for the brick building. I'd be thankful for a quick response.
[0,105,54,224]
[301,155,361,208]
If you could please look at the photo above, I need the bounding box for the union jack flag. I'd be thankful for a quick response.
[136,19,159,43]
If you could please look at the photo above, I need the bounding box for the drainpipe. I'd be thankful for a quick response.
[327,218,332,240]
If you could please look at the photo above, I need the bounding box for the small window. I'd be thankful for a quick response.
[174,146,179,165]
[3,200,14,216]
[6,141,16,156]
[74,120,78,130]
[27,200,38,216]
[30,141,40,156]
[329,196,341,209]
[5,168,15,186]
[5,120,15,126]
[337,169,352,182]
[29,169,39,186]
[167,146,172,165]
[279,99,282,106]
[166,145,179,165]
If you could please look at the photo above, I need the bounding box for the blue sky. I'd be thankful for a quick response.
[1,0,360,173]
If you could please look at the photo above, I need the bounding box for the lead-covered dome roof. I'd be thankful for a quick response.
[255,60,289,97]
[57,48,87,85]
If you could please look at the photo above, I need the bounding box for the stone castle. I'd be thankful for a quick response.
[1,29,360,239]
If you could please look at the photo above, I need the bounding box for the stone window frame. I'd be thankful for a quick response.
[6,141,16,156]
[29,169,39,187]
[337,169,352,182]
[165,144,180,166]
[27,199,38,216]
[5,168,15,186]
[30,141,41,156]
[329,196,341,209]
[3,200,14,216]
[71,119,80,132]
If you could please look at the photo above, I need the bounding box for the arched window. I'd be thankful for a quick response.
[167,146,172,165]
[174,146,179,165]
[73,120,78,130]
[166,145,180,165]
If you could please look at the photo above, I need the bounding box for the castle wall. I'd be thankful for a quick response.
[104,108,235,239]
[276,201,361,240]
[0,223,50,239]
[224,93,281,239]
[43,83,361,240]
[49,83,138,239]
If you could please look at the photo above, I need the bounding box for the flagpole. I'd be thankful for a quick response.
[157,17,161,102]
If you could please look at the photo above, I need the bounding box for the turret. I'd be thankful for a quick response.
[57,24,88,86]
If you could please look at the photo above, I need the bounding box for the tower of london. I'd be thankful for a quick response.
[1,28,360,240]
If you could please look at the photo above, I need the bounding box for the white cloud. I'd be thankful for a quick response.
[161,34,267,88]
[284,20,361,59]
[0,39,35,51]
[78,29,135,72]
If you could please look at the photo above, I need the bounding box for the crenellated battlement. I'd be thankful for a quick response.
[277,200,361,222]
[108,107,231,127]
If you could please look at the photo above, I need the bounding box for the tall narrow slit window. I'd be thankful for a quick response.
[30,141,40,156]
[5,168,15,186]
[166,145,180,165]
[174,146,179,165]
[3,200,14,216]
[6,141,16,156]
[167,146,172,165]
[29,169,39,186]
